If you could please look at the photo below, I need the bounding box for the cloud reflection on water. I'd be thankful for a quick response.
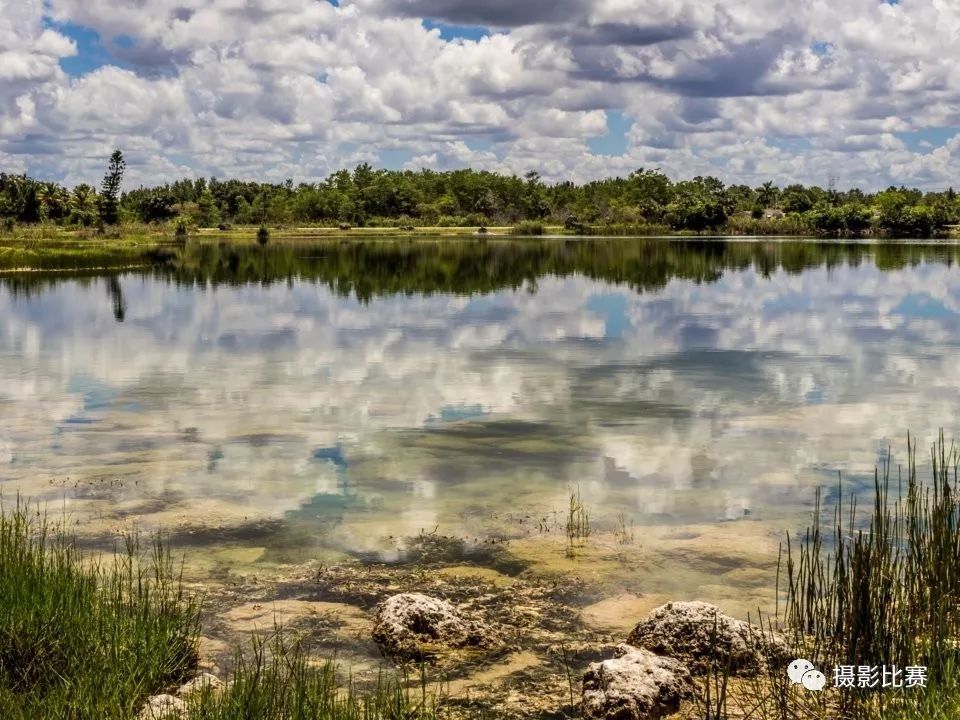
[2,256,960,568]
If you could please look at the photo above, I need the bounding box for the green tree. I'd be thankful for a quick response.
[98,150,125,225]
[757,181,779,209]
[69,184,98,226]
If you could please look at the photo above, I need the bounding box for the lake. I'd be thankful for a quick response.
[3,237,960,617]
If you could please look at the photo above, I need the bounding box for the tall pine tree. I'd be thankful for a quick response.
[98,150,125,225]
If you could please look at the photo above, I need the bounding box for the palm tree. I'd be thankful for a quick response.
[757,181,780,209]
[70,184,98,226]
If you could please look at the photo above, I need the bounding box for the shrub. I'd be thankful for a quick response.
[510,220,545,236]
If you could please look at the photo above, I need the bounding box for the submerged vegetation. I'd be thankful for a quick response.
[3,151,959,236]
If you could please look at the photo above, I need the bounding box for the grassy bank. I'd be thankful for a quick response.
[0,503,200,719]
[0,503,436,720]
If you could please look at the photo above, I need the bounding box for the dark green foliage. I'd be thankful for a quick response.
[257,225,270,244]
[10,238,960,300]
[98,150,126,225]
[130,188,178,223]
[0,501,200,719]
[3,159,959,235]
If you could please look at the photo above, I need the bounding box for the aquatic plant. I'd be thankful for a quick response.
[0,500,200,719]
[783,432,960,717]
[0,502,442,719]
[696,613,733,720]
[257,224,270,244]
[614,511,635,545]
[711,433,960,719]
[564,486,591,557]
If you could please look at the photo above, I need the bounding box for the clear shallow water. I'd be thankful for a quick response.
[3,238,960,609]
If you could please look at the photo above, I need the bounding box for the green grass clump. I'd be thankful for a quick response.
[509,220,545,236]
[186,633,439,720]
[0,502,201,719]
[782,432,960,718]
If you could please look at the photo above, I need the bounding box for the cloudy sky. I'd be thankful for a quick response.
[3,0,960,189]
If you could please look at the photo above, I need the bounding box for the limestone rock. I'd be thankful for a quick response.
[137,694,187,720]
[626,601,789,676]
[177,672,223,697]
[372,592,486,660]
[582,644,693,720]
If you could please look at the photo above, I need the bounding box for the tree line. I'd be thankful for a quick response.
[2,150,959,236]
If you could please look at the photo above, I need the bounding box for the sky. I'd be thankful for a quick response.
[2,0,960,189]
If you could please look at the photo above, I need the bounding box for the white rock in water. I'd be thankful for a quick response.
[626,600,789,676]
[372,592,487,660]
[582,644,693,720]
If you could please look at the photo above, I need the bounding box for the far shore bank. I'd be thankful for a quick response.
[2,221,960,246]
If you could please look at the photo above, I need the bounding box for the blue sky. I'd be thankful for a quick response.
[4,1,960,189]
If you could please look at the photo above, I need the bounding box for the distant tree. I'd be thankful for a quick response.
[98,150,125,225]
[780,185,814,214]
[757,181,780,209]
[136,189,177,222]
[69,184,98,226]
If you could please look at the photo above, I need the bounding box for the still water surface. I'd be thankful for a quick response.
[2,238,960,610]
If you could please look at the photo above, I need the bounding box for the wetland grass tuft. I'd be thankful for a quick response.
[776,432,960,718]
[509,221,545,236]
[614,511,635,545]
[564,486,591,557]
[692,433,960,719]
[0,501,201,719]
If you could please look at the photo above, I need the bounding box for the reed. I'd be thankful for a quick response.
[782,432,960,718]
[564,486,591,557]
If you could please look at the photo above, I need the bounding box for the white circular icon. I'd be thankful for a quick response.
[788,659,815,684]
[801,669,827,691]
